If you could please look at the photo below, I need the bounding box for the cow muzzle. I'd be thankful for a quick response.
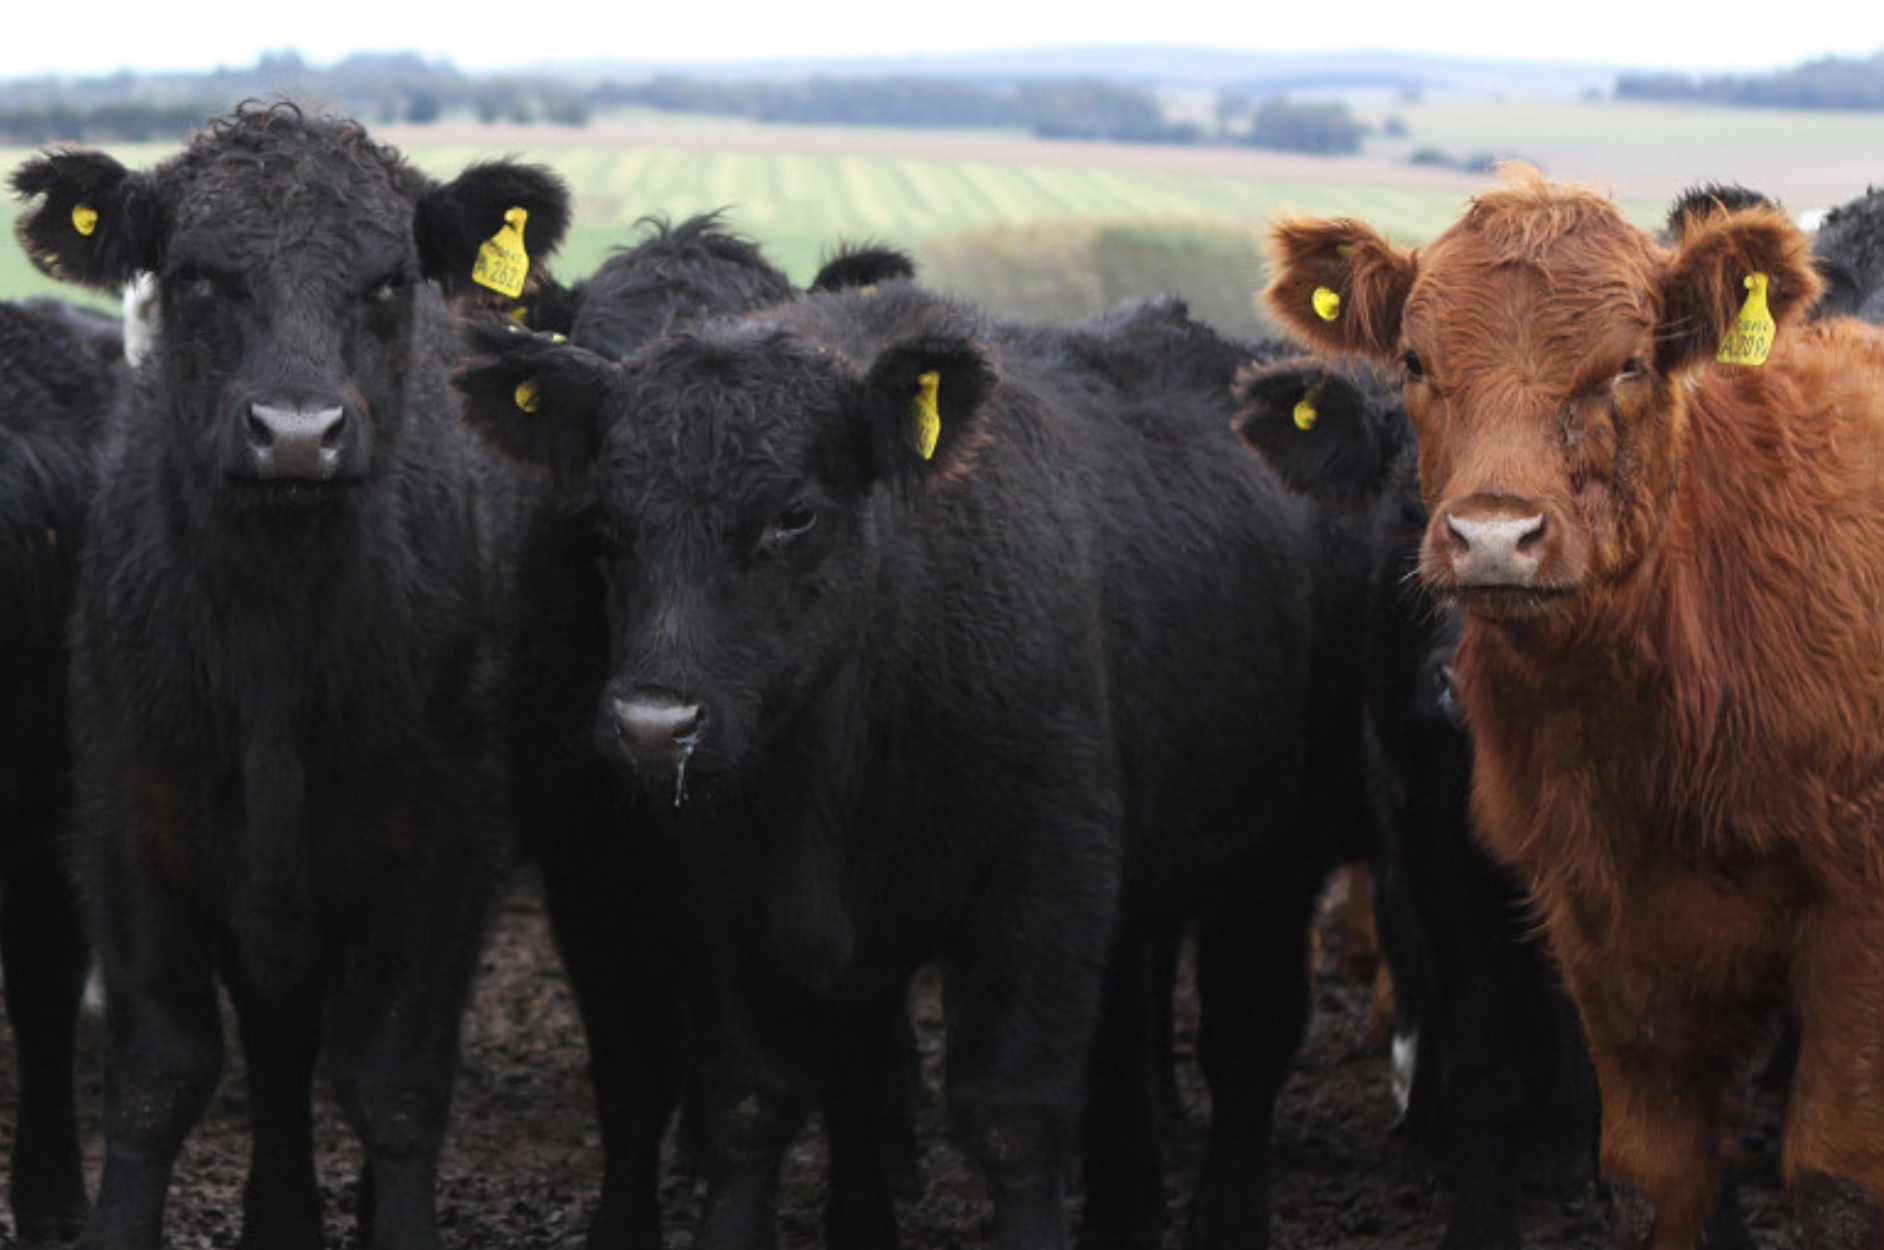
[1442,511,1548,586]
[243,401,353,481]
[607,688,705,806]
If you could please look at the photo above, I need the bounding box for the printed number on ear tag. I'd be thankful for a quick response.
[1717,273,1775,367]
[473,207,531,299]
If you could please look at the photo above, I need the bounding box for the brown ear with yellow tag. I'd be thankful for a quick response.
[1658,200,1819,376]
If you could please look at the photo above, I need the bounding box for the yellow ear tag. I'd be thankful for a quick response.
[473,206,530,299]
[1293,389,1320,431]
[514,379,540,413]
[507,304,530,325]
[911,370,941,461]
[1717,272,1775,367]
[1312,286,1341,322]
[71,204,98,237]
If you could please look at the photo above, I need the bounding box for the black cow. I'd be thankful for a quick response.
[0,298,120,1242]
[512,211,929,1249]
[458,286,1351,1250]
[11,103,569,1250]
[505,210,812,1250]
[1234,356,1598,1250]
[1810,186,1884,322]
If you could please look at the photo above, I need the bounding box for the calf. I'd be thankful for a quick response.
[1235,355,1598,1250]
[458,287,1344,1250]
[11,103,569,1250]
[505,211,813,1250]
[1265,164,1884,1249]
[0,298,120,1241]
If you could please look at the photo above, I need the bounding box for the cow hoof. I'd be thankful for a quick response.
[1795,1173,1879,1250]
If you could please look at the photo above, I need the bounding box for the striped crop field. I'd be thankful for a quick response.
[0,116,1515,334]
[13,97,1867,334]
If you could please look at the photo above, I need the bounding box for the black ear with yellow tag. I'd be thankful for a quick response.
[416,161,573,301]
[11,149,161,291]
[454,319,615,491]
[859,334,997,486]
[1232,356,1407,503]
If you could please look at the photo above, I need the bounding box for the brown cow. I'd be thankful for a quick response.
[1263,164,1884,1250]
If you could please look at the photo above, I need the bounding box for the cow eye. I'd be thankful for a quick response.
[1401,350,1426,380]
[760,503,818,553]
[365,269,412,304]
[1616,357,1647,383]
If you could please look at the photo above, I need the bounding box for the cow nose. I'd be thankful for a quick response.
[247,402,348,478]
[610,692,704,764]
[1443,512,1546,585]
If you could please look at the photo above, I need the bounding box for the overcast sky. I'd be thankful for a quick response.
[4,2,1881,79]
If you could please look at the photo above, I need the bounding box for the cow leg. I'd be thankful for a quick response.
[1780,911,1884,1250]
[821,994,910,1250]
[944,878,1109,1250]
[76,950,225,1250]
[537,851,689,1250]
[1078,937,1165,1250]
[691,1033,813,1250]
[1572,989,1743,1250]
[1,828,90,1242]
[226,975,323,1250]
[327,828,497,1250]
[1183,879,1321,1250]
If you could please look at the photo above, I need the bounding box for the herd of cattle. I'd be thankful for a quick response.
[1,100,1883,1250]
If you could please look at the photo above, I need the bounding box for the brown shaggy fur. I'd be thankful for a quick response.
[1265,165,1884,1249]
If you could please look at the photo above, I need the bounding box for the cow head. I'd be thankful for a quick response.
[12,103,568,501]
[1264,164,1820,624]
[455,302,996,799]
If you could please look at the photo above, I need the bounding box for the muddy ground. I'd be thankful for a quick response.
[0,869,1803,1249]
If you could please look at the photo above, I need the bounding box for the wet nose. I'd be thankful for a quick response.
[1443,512,1546,585]
[610,692,703,765]
[247,402,348,479]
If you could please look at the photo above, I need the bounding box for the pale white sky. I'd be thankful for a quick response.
[3,2,1880,79]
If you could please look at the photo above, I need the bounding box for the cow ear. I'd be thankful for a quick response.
[416,161,573,302]
[454,321,615,490]
[859,334,998,485]
[1658,202,1820,376]
[1264,217,1417,360]
[1233,357,1406,504]
[11,150,161,291]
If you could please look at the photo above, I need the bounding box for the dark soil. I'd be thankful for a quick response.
[0,870,1803,1249]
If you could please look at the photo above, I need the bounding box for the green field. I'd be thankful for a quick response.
[4,97,1867,336]
[0,131,1487,336]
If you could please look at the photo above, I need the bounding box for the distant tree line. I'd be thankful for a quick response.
[1617,51,1884,109]
[0,52,1386,154]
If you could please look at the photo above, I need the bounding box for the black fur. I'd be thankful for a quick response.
[461,286,1351,1250]
[13,102,568,1250]
[1812,186,1884,322]
[499,210,818,1250]
[810,242,918,293]
[0,298,120,1242]
[1666,182,1777,243]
